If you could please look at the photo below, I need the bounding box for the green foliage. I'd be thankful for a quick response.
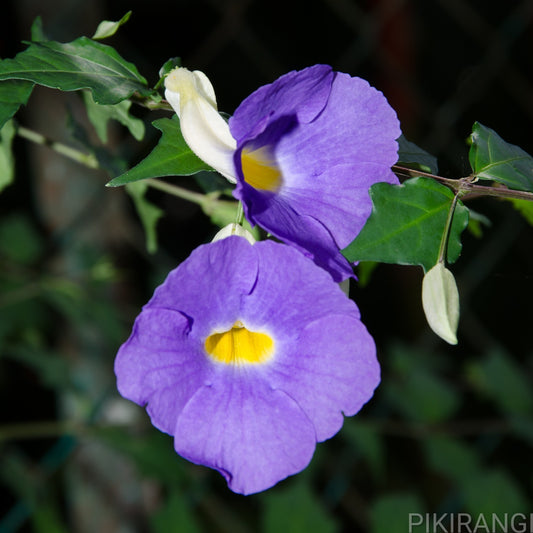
[469,122,533,193]
[342,177,469,272]
[108,116,212,186]
[126,181,164,254]
[397,135,438,173]
[370,493,424,533]
[262,482,337,533]
[0,120,16,192]
[0,79,34,129]
[0,37,155,105]
[82,90,145,143]
[462,469,529,515]
[466,350,533,415]
[150,490,202,533]
[92,11,132,40]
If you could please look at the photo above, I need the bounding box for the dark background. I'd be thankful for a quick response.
[1,0,532,531]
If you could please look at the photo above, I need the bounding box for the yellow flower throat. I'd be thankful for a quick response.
[241,146,282,192]
[205,321,274,365]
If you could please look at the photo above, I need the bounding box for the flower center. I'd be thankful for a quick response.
[204,321,274,365]
[241,146,282,192]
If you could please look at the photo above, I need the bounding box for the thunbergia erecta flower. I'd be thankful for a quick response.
[165,65,401,281]
[115,235,379,495]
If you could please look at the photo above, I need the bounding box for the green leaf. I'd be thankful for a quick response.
[92,11,132,40]
[424,436,481,483]
[82,90,144,143]
[342,177,469,272]
[469,122,533,193]
[507,197,533,226]
[262,482,337,533]
[107,116,212,186]
[0,79,34,129]
[370,493,424,533]
[30,16,47,42]
[422,262,459,345]
[466,350,533,415]
[151,490,201,533]
[0,120,16,192]
[342,421,385,481]
[397,135,438,173]
[0,37,154,105]
[126,181,163,253]
[0,212,43,263]
[462,469,528,515]
[155,57,181,90]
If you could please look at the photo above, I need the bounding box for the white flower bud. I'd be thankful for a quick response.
[422,262,460,345]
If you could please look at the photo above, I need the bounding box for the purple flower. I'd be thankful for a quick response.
[165,65,401,281]
[115,235,379,494]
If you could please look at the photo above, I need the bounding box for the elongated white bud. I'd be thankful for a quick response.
[164,67,237,183]
[422,263,460,345]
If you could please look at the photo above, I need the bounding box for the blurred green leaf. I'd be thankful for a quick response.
[342,421,385,481]
[126,181,164,253]
[469,122,533,193]
[370,493,424,533]
[150,490,201,533]
[424,436,481,483]
[108,116,211,186]
[0,213,43,263]
[32,502,69,533]
[92,11,132,40]
[0,120,16,192]
[462,469,528,515]
[386,347,460,422]
[466,350,533,415]
[0,37,154,105]
[82,90,144,143]
[397,135,438,174]
[262,482,337,533]
[30,16,47,42]
[91,426,189,485]
[0,79,34,129]
[507,197,533,226]
[342,178,469,272]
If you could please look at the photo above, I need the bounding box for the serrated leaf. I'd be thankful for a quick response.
[0,120,15,192]
[82,90,144,143]
[92,11,132,40]
[126,181,163,253]
[397,135,438,173]
[422,262,459,345]
[0,79,34,129]
[342,177,469,271]
[108,116,211,186]
[469,122,533,193]
[0,37,154,105]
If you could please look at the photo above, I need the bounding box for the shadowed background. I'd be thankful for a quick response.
[1,0,532,531]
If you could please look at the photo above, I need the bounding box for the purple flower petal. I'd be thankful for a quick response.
[175,374,316,495]
[229,65,334,142]
[264,314,379,442]
[231,67,401,280]
[115,236,380,494]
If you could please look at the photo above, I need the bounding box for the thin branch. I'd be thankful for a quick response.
[393,164,533,202]
[16,125,99,169]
